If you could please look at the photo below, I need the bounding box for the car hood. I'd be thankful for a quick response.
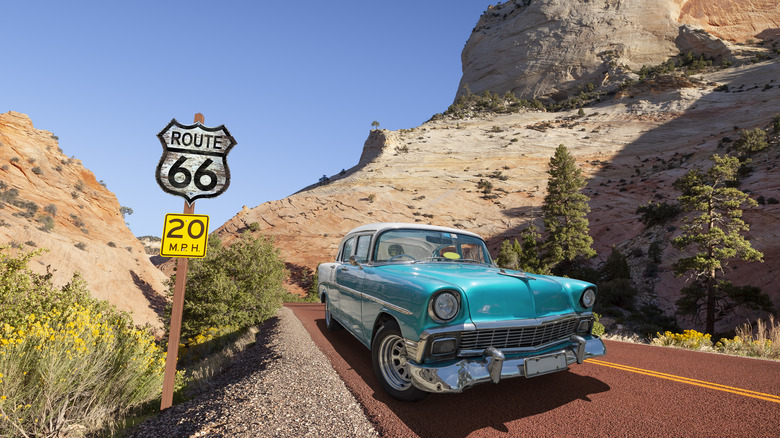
[379,263,577,325]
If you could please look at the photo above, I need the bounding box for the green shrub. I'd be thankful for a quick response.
[647,241,664,263]
[601,247,630,281]
[595,278,637,311]
[0,247,163,436]
[714,316,779,359]
[164,232,288,340]
[732,128,768,157]
[592,313,605,337]
[36,214,54,232]
[636,201,680,226]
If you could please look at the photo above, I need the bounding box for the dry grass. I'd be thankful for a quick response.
[716,315,780,360]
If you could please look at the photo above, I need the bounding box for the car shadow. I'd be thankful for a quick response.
[315,317,611,438]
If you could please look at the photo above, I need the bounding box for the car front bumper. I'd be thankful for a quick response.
[406,335,606,393]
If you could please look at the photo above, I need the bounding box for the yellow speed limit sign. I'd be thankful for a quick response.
[160,213,210,258]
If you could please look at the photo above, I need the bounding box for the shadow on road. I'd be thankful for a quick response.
[313,315,610,438]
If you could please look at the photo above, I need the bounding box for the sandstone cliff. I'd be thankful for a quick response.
[0,111,167,329]
[456,0,780,102]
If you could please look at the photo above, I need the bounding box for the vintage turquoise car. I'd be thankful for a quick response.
[317,223,606,401]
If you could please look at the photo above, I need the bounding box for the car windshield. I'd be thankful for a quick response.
[373,229,492,265]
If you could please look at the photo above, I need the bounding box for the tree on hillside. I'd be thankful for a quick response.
[541,144,595,273]
[496,224,547,274]
[517,224,547,274]
[371,120,380,130]
[671,154,772,334]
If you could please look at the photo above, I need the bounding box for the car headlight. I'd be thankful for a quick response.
[580,288,596,308]
[429,291,459,322]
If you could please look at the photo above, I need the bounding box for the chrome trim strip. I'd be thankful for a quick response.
[471,314,588,330]
[498,269,536,280]
[362,291,414,316]
[407,336,607,394]
[457,337,572,357]
[419,323,477,341]
[335,283,414,316]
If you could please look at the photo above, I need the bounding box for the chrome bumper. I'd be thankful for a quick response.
[407,335,606,393]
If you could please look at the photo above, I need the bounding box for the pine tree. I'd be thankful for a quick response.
[517,224,547,274]
[671,154,770,334]
[541,144,595,273]
[496,239,519,270]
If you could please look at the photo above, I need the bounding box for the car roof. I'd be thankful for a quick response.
[345,222,483,240]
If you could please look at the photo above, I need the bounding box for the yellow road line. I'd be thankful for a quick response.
[587,359,780,404]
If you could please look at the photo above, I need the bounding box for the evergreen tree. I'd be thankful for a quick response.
[517,224,547,274]
[601,247,631,281]
[495,225,548,274]
[496,239,520,270]
[541,144,595,273]
[671,154,770,334]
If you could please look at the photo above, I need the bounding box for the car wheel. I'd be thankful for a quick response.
[372,321,427,401]
[324,296,342,331]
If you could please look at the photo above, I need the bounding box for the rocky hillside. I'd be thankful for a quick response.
[211,1,779,333]
[0,111,167,329]
[457,0,780,101]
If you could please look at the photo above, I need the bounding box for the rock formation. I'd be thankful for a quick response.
[0,111,168,329]
[456,0,780,102]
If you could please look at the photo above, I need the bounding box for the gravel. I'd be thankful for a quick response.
[129,307,378,437]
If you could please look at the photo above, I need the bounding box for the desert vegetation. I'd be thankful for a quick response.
[162,232,288,341]
[496,124,777,340]
[652,316,780,360]
[0,228,294,435]
[0,247,164,436]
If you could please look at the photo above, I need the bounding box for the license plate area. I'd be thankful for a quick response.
[524,352,568,378]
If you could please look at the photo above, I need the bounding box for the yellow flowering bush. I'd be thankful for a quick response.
[0,246,165,436]
[651,329,713,350]
[651,318,780,361]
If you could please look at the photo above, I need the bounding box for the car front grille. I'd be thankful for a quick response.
[458,317,579,353]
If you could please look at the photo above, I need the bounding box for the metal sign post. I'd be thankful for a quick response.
[156,113,236,410]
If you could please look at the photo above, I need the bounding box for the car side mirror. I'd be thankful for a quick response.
[349,255,363,269]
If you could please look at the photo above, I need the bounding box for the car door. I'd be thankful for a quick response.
[334,234,371,339]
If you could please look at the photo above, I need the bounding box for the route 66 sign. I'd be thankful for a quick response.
[156,119,237,204]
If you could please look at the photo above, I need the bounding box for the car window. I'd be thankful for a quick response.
[355,235,371,263]
[340,236,355,262]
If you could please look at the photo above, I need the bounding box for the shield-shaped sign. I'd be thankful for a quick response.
[156,119,237,204]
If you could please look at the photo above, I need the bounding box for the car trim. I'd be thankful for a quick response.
[410,314,593,363]
[337,283,414,316]
[471,313,593,330]
[406,335,607,393]
[362,290,414,316]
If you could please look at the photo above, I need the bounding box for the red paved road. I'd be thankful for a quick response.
[287,303,780,437]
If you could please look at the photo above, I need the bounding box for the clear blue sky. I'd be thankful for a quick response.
[2,1,495,237]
